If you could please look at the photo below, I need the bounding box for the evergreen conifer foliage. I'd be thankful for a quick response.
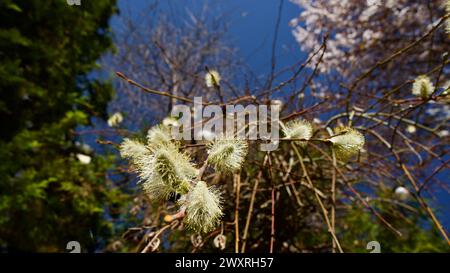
[0,0,119,251]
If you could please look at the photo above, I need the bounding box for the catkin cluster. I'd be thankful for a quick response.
[120,124,248,233]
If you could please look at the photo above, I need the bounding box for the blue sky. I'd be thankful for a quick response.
[114,0,303,77]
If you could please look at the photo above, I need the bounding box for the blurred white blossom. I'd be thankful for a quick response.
[394,186,410,201]
[107,112,123,127]
[438,130,449,137]
[289,0,447,82]
[406,125,417,134]
[76,153,91,165]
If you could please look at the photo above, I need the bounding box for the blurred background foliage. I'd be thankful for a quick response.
[0,0,130,252]
[0,0,448,252]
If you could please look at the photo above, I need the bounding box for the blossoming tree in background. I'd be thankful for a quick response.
[287,0,450,248]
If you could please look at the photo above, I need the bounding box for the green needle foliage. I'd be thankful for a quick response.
[0,0,120,252]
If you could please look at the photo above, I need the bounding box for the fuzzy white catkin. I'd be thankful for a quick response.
[205,70,221,88]
[107,112,123,127]
[283,119,313,145]
[141,174,174,201]
[329,127,365,160]
[140,144,197,200]
[184,181,223,233]
[207,137,248,172]
[120,138,150,165]
[412,75,434,99]
[120,137,197,200]
[147,125,173,147]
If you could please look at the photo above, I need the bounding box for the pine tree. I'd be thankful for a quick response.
[0,0,120,252]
